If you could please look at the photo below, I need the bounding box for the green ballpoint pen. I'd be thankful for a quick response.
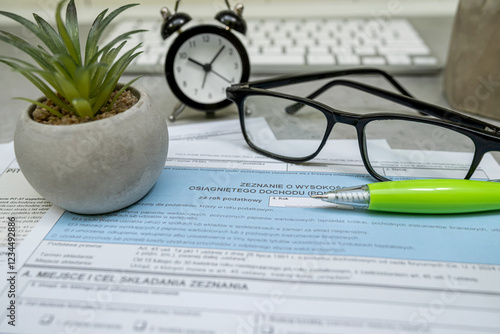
[310,179,500,214]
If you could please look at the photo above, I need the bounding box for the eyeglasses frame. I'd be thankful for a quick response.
[226,68,500,182]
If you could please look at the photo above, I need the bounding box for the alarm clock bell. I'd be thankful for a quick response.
[161,0,250,121]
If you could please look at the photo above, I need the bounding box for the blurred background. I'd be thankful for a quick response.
[2,0,459,23]
[0,0,463,144]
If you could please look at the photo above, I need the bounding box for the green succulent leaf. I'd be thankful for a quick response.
[88,29,146,65]
[54,54,78,80]
[89,41,128,96]
[56,74,82,106]
[56,0,81,65]
[0,31,56,71]
[72,98,93,118]
[84,9,108,66]
[0,56,37,69]
[74,66,91,99]
[85,3,139,65]
[101,43,142,87]
[0,59,73,116]
[0,0,143,119]
[65,0,81,59]
[33,14,66,55]
[0,11,62,56]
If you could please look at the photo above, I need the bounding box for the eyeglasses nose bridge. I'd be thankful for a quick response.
[326,113,361,138]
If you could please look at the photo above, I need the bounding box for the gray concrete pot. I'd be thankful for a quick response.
[14,85,169,214]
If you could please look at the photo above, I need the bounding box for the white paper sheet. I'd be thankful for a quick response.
[1,119,500,333]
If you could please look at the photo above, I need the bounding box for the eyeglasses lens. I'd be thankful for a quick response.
[242,95,329,159]
[364,119,476,180]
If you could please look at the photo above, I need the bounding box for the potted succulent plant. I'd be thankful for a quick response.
[0,0,169,214]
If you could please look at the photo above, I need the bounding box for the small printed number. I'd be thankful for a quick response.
[176,66,182,73]
[203,35,210,42]
[183,81,187,88]
[179,52,187,59]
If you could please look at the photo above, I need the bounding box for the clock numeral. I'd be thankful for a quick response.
[183,81,187,88]
[202,35,210,43]
[179,52,187,59]
[228,48,234,56]
[189,40,196,48]
[231,78,235,83]
[234,62,239,70]
[208,93,213,99]
[194,89,198,95]
[176,66,182,73]
[218,38,222,45]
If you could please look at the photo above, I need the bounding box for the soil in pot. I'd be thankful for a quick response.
[32,89,138,125]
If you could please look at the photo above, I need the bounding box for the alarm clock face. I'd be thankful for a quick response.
[165,25,250,111]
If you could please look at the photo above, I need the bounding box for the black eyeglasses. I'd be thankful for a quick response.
[226,68,500,181]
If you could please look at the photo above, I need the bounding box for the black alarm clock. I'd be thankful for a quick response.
[161,0,250,121]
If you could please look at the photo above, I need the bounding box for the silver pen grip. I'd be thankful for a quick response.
[323,185,371,209]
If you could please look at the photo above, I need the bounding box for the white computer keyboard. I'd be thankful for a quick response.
[110,17,441,75]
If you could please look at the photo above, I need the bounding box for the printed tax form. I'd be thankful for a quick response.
[1,119,500,333]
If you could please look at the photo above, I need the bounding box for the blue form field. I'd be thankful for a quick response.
[46,167,500,265]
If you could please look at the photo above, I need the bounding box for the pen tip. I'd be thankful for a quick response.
[311,194,327,199]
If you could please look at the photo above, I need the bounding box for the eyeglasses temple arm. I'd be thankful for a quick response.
[336,79,500,135]
[285,72,413,114]
[246,68,411,92]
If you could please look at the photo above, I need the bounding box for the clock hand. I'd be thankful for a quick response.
[187,57,205,68]
[211,69,231,84]
[202,70,230,89]
[201,72,209,89]
[209,45,226,65]
[189,52,231,86]
[189,57,211,88]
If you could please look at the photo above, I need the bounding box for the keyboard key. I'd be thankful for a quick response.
[262,46,284,55]
[386,55,412,65]
[362,56,386,66]
[336,54,360,65]
[378,46,430,56]
[251,54,304,66]
[285,46,305,55]
[307,54,335,65]
[308,46,330,55]
[413,56,438,65]
[273,38,294,47]
[314,31,332,40]
[295,38,316,47]
[317,38,338,47]
[247,46,261,56]
[251,38,272,48]
[331,45,353,55]
[272,30,289,40]
[353,46,377,56]
[291,31,310,40]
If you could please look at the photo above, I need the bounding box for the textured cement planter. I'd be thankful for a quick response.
[14,86,169,214]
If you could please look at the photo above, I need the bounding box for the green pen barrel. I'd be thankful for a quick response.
[367,179,500,214]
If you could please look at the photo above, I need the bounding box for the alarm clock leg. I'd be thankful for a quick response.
[169,102,186,121]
